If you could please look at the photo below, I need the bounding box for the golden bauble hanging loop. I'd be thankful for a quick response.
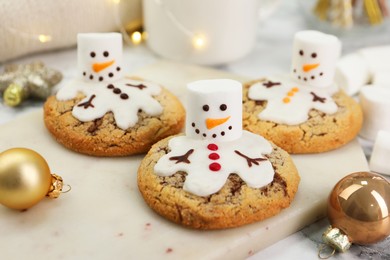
[0,148,64,210]
[326,171,390,249]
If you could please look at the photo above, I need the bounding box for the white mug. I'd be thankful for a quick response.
[143,0,279,65]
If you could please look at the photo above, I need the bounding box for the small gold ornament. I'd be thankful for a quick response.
[0,148,65,210]
[0,61,62,107]
[319,171,390,258]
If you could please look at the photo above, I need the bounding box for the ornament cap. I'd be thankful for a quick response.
[3,83,27,107]
[322,226,352,253]
[47,173,64,199]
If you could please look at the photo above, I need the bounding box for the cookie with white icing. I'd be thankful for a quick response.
[44,33,185,156]
[138,79,300,229]
[242,31,362,154]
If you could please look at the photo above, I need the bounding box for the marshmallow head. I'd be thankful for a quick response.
[290,30,341,88]
[78,33,123,83]
[186,79,242,142]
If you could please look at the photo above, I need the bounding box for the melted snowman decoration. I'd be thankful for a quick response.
[56,33,163,130]
[290,30,341,88]
[249,75,338,125]
[57,78,162,129]
[248,30,340,125]
[154,79,275,197]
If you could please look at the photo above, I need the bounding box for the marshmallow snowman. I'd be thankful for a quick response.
[291,30,341,88]
[78,33,123,83]
[56,33,163,130]
[154,79,274,196]
[186,79,242,142]
[248,30,340,125]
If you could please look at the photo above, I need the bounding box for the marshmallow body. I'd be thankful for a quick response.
[370,130,390,176]
[186,79,242,142]
[335,53,370,96]
[77,33,123,83]
[359,86,390,141]
[372,71,390,87]
[359,46,390,74]
[334,45,390,96]
[290,30,341,88]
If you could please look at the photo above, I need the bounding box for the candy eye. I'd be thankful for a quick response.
[220,104,227,111]
[103,51,109,57]
[202,105,209,111]
[299,50,304,56]
[311,53,317,58]
[90,52,96,58]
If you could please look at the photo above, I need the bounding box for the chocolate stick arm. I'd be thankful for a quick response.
[234,150,267,167]
[169,149,194,164]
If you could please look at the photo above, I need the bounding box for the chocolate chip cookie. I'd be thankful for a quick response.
[242,78,363,154]
[137,135,300,229]
[44,80,185,156]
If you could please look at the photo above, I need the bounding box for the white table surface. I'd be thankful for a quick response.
[1,1,389,259]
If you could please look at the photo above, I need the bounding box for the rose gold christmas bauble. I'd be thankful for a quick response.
[327,171,390,245]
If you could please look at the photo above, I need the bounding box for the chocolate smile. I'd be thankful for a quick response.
[191,122,233,138]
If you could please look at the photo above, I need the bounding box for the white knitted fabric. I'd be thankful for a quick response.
[0,0,141,62]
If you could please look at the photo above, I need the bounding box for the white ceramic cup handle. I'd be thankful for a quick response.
[258,0,281,20]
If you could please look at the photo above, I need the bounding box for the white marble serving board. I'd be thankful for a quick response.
[0,61,369,259]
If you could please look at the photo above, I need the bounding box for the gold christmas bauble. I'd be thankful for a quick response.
[327,171,390,245]
[0,148,54,210]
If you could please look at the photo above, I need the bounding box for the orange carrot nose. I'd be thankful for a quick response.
[92,60,115,73]
[205,116,230,129]
[302,63,319,72]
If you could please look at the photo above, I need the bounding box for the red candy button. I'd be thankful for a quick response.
[207,143,218,151]
[209,162,221,171]
[208,153,220,160]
